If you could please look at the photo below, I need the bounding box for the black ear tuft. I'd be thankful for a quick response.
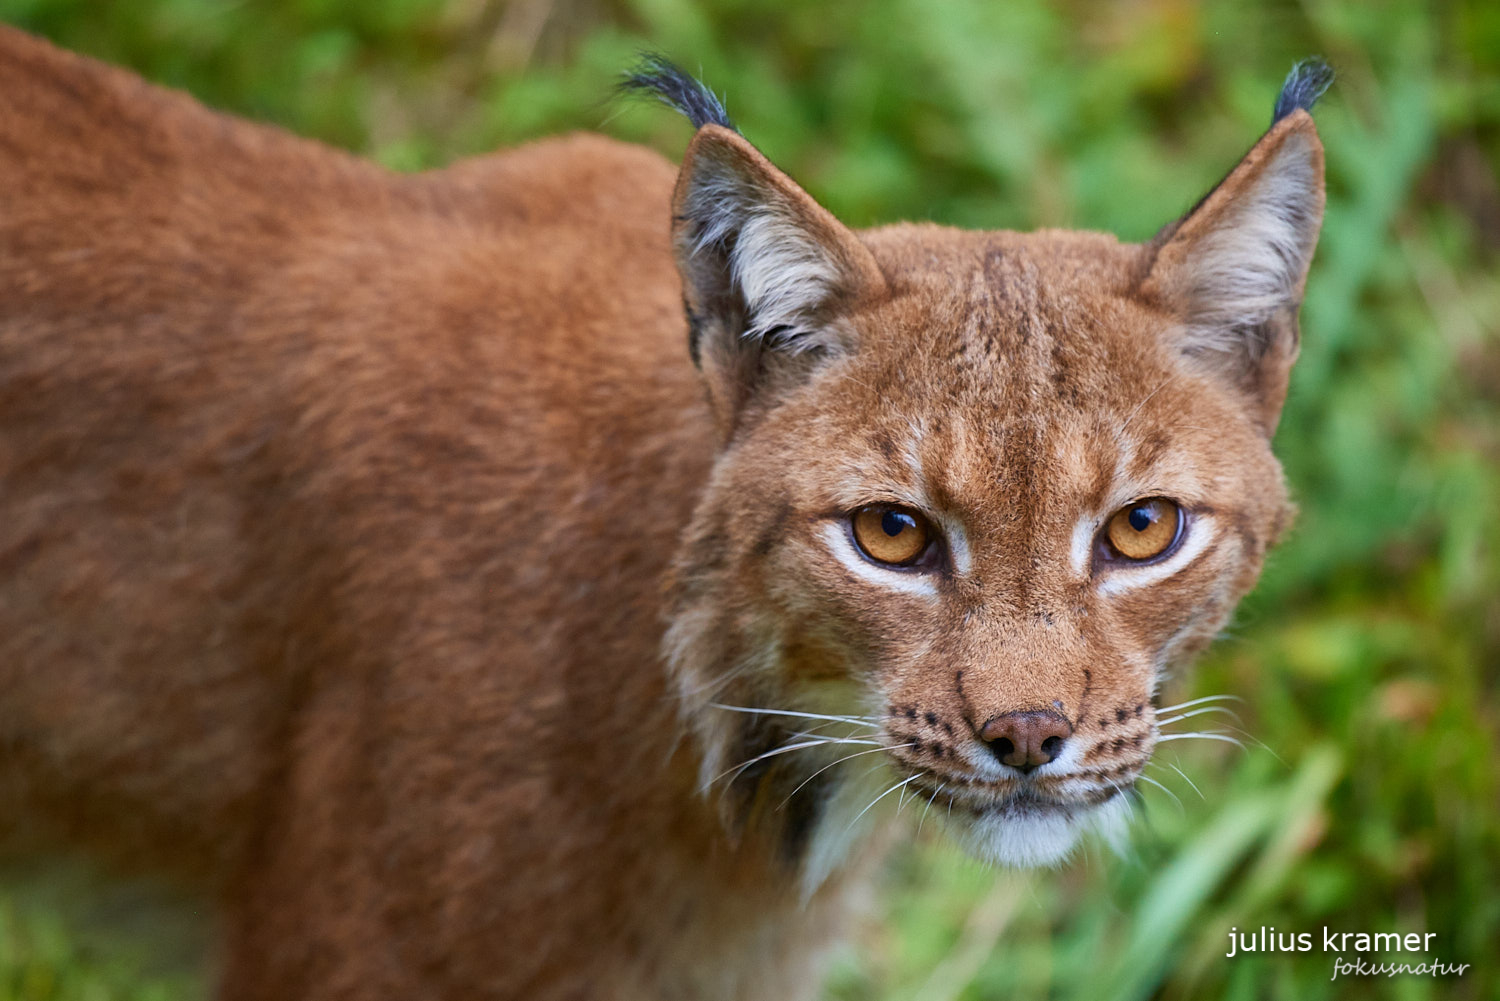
[619,53,737,133]
[1272,58,1334,125]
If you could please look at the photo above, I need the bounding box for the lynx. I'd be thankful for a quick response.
[0,26,1329,1001]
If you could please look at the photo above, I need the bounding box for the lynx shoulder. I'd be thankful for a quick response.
[0,27,1328,1001]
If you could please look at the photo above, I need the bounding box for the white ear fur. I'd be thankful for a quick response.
[681,158,846,350]
[1140,111,1325,433]
[672,128,884,362]
[1175,127,1323,362]
[670,128,886,438]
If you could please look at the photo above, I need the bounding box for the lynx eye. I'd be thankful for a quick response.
[850,505,934,568]
[1103,498,1183,562]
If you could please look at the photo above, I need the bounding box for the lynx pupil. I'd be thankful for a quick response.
[883,510,913,536]
[1128,506,1153,532]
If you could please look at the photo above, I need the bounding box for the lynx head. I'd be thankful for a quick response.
[627,57,1330,888]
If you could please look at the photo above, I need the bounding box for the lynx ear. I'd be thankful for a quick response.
[671,126,886,434]
[1142,61,1331,433]
[620,56,886,435]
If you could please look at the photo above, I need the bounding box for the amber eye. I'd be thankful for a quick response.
[850,505,934,567]
[1104,498,1183,561]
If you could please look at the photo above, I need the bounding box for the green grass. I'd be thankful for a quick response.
[1,1,1496,998]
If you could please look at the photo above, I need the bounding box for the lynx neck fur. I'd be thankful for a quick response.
[0,28,1329,1001]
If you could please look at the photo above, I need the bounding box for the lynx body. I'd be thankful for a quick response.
[0,28,1326,1001]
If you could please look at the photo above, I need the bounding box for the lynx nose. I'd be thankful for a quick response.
[979,710,1072,772]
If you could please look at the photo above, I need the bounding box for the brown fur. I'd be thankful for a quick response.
[0,27,1323,1000]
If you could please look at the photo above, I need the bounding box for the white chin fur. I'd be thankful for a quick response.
[950,794,1132,869]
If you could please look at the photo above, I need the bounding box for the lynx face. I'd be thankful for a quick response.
[640,60,1328,883]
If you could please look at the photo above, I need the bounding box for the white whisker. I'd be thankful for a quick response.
[1156,731,1245,749]
[1102,778,1136,823]
[778,743,911,809]
[711,739,832,785]
[846,774,921,833]
[1136,773,1183,812]
[1165,761,1205,801]
[708,703,881,728]
[916,782,947,839]
[1154,694,1244,715]
[787,725,879,742]
[711,736,879,787]
[1221,726,1285,766]
[1156,705,1242,728]
[1170,721,1280,764]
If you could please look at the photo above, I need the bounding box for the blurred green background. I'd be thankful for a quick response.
[0,1,1495,999]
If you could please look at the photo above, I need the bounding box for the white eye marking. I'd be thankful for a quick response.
[1070,517,1098,578]
[1097,515,1217,596]
[941,517,972,576]
[819,522,939,599]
